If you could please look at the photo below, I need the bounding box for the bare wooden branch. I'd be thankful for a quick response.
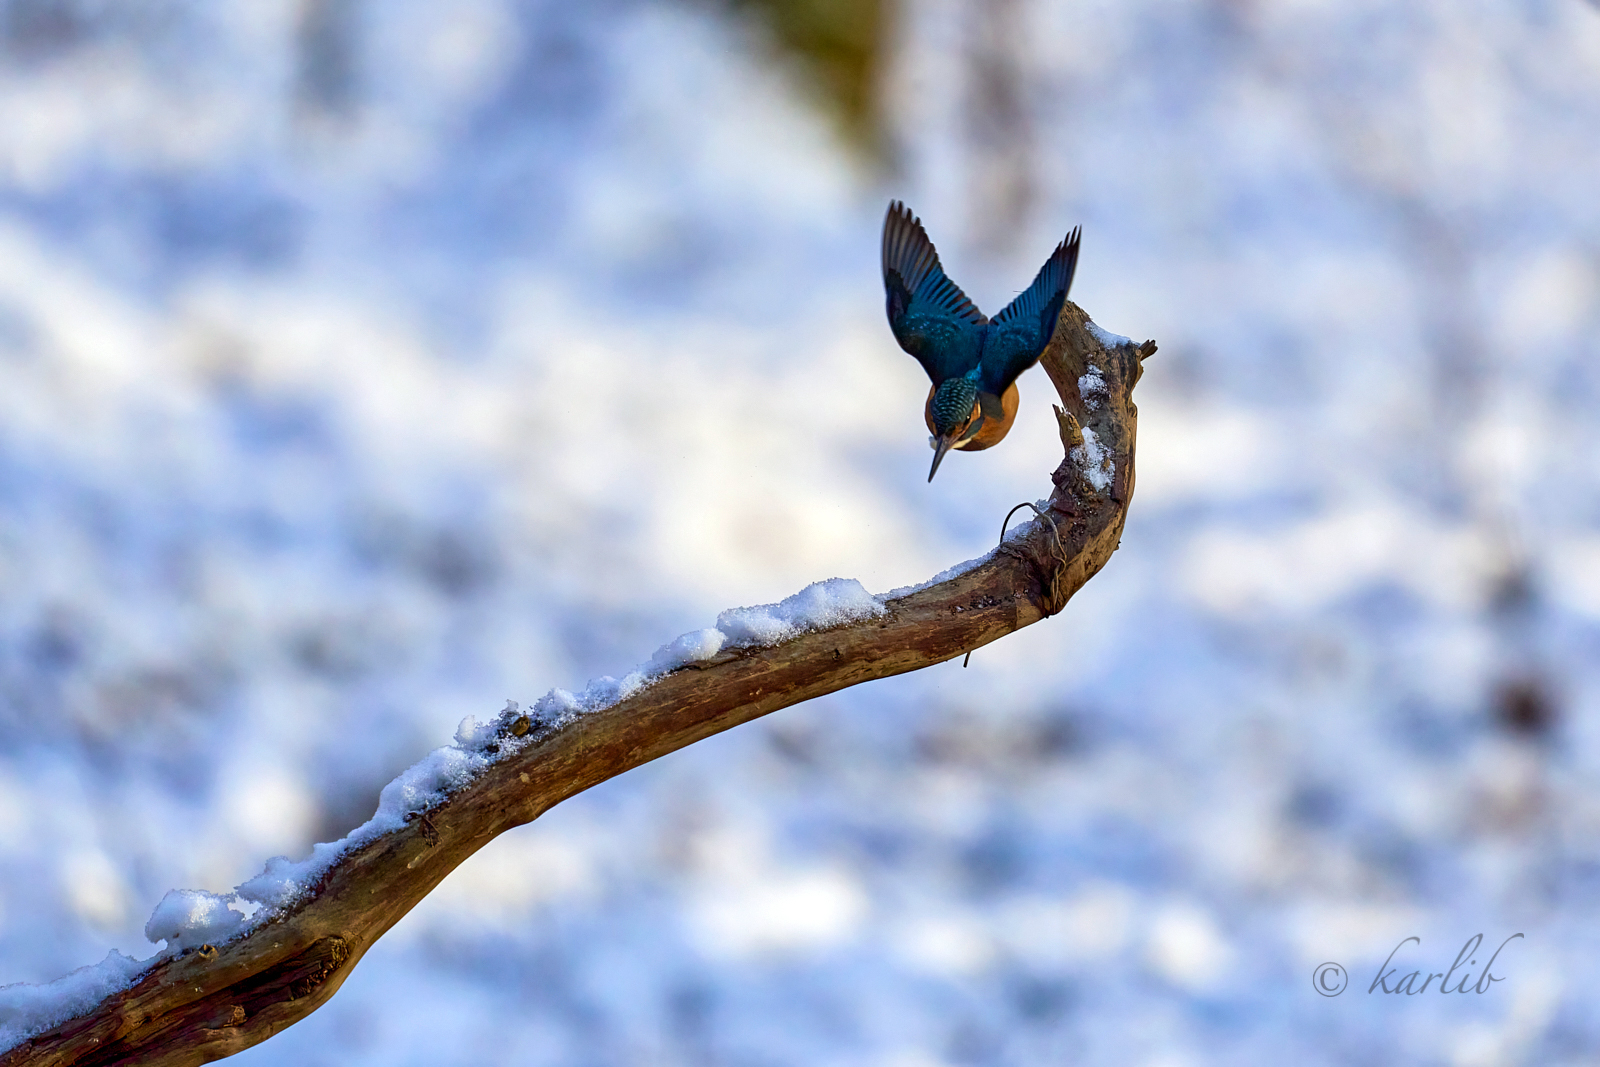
[2,302,1152,1067]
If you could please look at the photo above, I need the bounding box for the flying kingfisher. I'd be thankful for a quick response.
[881,200,1081,481]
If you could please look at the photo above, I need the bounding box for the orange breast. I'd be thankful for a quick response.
[959,382,1019,450]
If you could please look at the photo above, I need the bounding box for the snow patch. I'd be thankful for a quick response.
[648,628,727,672]
[1073,427,1114,491]
[1086,321,1132,349]
[717,578,887,647]
[237,741,501,916]
[1079,367,1109,410]
[0,951,147,1052]
[880,552,992,601]
[144,889,245,954]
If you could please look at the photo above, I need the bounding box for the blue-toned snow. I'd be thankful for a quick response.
[0,574,892,1047]
[4,1,1600,1064]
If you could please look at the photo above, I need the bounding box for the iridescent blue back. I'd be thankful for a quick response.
[882,201,1080,406]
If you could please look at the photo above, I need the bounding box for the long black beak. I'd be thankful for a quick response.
[928,433,957,482]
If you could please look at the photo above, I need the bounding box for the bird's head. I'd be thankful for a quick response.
[927,377,981,481]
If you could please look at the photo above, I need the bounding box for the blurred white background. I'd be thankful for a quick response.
[2,0,1600,1063]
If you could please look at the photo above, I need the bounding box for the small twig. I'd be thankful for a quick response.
[999,501,1059,558]
[999,500,1074,614]
[969,501,1069,670]
[403,811,439,847]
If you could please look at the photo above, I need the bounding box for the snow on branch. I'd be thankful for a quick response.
[0,303,1152,1067]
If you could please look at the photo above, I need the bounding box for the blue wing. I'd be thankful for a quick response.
[882,201,987,385]
[978,226,1080,396]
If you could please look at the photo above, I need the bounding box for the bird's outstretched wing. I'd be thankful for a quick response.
[979,226,1081,396]
[882,201,987,385]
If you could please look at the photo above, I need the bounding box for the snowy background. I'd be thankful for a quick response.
[3,0,1600,1063]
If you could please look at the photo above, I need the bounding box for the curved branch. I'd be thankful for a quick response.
[2,302,1152,1067]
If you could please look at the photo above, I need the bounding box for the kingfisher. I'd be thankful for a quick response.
[881,200,1081,481]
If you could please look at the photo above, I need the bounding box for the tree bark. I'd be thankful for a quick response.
[2,302,1152,1067]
